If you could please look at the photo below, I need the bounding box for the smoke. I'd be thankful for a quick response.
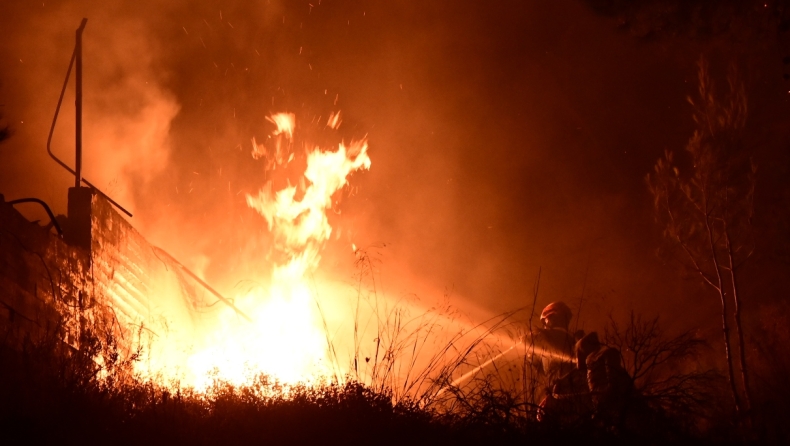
[5,0,784,335]
[0,1,179,219]
[81,18,180,208]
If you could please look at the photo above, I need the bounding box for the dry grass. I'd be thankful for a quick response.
[0,249,749,445]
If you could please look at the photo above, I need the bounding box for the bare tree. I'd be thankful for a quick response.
[604,311,720,423]
[646,58,756,417]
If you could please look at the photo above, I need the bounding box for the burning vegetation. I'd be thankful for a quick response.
[0,98,727,442]
[3,1,790,445]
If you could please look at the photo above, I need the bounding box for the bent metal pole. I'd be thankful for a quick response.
[75,18,87,188]
[46,18,132,217]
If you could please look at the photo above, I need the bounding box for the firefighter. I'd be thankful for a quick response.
[534,301,577,377]
[542,367,594,425]
[539,327,596,425]
[576,331,634,429]
[530,302,578,413]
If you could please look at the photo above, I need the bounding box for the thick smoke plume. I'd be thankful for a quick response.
[4,0,789,334]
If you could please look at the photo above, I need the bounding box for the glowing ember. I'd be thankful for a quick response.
[252,112,296,165]
[135,112,369,388]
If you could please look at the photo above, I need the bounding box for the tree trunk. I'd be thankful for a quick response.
[717,287,742,415]
[725,229,753,416]
[705,212,742,415]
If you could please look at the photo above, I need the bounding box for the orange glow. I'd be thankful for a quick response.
[133,112,369,389]
[124,113,508,395]
[252,112,297,166]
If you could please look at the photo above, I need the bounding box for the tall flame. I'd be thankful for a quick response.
[180,112,369,388]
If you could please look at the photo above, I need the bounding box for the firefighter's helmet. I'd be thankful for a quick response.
[540,301,573,329]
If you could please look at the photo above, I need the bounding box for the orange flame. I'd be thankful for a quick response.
[141,112,370,388]
[252,112,296,165]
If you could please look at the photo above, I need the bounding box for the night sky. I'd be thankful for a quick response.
[2,0,789,336]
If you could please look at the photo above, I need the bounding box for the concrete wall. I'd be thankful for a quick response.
[0,190,236,367]
[86,190,233,367]
[0,194,86,345]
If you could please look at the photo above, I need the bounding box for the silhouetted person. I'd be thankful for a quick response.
[543,369,594,426]
[576,332,634,430]
[530,302,578,411]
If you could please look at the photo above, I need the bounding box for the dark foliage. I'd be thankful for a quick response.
[581,0,788,40]
[604,312,728,439]
[0,332,550,445]
[748,300,790,443]
[0,314,717,446]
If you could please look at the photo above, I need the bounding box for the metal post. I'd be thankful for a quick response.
[75,18,87,188]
